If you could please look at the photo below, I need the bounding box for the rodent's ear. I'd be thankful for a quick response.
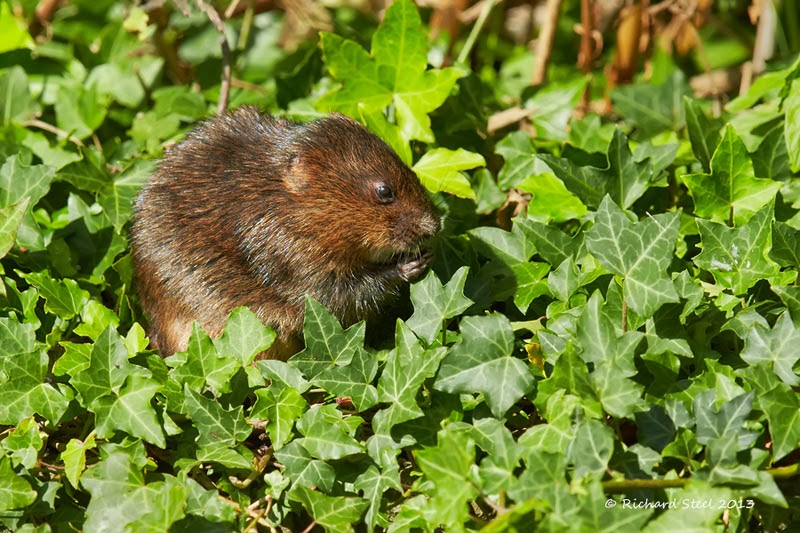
[283,155,308,193]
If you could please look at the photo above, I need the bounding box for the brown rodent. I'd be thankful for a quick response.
[131,106,440,360]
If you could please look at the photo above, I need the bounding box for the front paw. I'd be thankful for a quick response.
[396,250,433,282]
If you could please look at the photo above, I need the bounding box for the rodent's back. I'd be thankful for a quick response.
[131,106,440,359]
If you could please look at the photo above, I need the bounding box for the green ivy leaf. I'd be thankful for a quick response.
[752,125,791,183]
[586,196,680,318]
[785,79,800,172]
[251,386,307,451]
[694,202,780,294]
[0,67,40,124]
[289,485,369,531]
[683,125,782,225]
[311,346,379,410]
[0,197,28,259]
[212,307,275,365]
[770,221,800,269]
[169,323,238,394]
[576,293,645,418]
[0,456,36,512]
[71,326,135,405]
[274,441,335,492]
[411,147,484,199]
[93,374,166,448]
[611,71,690,137]
[290,297,365,379]
[741,311,800,386]
[62,435,97,489]
[373,321,447,434]
[0,155,55,208]
[434,314,534,418]
[567,419,614,479]
[739,364,800,461]
[517,173,588,222]
[318,0,461,145]
[295,404,364,460]
[496,131,540,190]
[407,266,472,344]
[539,129,654,209]
[414,429,478,530]
[683,97,721,173]
[183,387,252,447]
[354,465,403,531]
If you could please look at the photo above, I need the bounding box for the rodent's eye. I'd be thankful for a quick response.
[374,183,395,204]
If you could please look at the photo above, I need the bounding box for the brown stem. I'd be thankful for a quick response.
[21,119,85,147]
[577,0,595,113]
[196,0,232,115]
[621,295,628,333]
[531,0,563,86]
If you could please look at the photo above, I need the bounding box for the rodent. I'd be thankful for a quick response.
[131,106,441,360]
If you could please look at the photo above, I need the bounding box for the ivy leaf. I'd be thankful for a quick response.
[611,71,690,137]
[251,387,307,451]
[539,128,654,209]
[496,131,539,190]
[62,435,97,489]
[785,79,800,172]
[740,312,800,386]
[97,160,153,231]
[21,271,89,320]
[434,314,534,418]
[407,266,472,344]
[354,466,402,531]
[517,173,588,223]
[212,307,275,364]
[576,293,645,418]
[683,97,721,173]
[0,67,40,124]
[0,456,36,512]
[586,196,680,318]
[683,125,782,225]
[93,374,166,448]
[71,327,137,405]
[317,33,392,114]
[274,441,335,492]
[518,218,585,267]
[414,429,478,530]
[567,420,614,479]
[752,125,791,183]
[0,340,68,424]
[312,347,379,410]
[411,148,484,199]
[169,323,239,394]
[523,77,587,141]
[739,365,800,461]
[373,321,447,434]
[289,485,369,532]
[295,404,364,460]
[318,0,461,145]
[694,389,755,448]
[694,202,780,294]
[290,297,365,379]
[183,387,252,448]
[0,155,56,208]
[771,221,800,269]
[0,197,29,259]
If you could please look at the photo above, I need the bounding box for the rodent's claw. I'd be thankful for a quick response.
[397,250,433,282]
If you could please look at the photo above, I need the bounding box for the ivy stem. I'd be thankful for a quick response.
[456,0,498,65]
[603,464,799,493]
[621,297,628,333]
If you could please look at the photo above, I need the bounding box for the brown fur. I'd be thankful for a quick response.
[131,107,440,360]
